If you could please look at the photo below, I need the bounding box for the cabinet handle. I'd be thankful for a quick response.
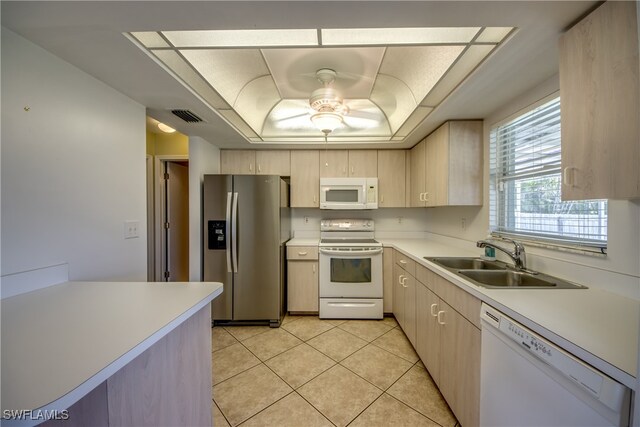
[437,310,446,325]
[313,195,317,203]
[381,195,384,204]
[425,192,430,202]
[312,264,316,273]
[399,259,407,265]
[351,166,354,175]
[563,167,575,187]
[258,164,262,173]
[401,277,408,288]
[430,303,438,317]
[249,164,253,172]
[298,251,308,256]
[398,274,405,284]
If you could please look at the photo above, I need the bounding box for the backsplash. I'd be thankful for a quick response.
[291,208,430,233]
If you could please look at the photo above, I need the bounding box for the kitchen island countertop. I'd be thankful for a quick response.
[1,280,223,419]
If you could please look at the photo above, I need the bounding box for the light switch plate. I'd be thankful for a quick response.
[124,220,140,239]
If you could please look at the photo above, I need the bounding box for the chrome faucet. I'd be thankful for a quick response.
[477,238,527,270]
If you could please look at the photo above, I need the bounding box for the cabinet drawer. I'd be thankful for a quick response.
[415,264,435,291]
[287,246,319,260]
[394,250,416,276]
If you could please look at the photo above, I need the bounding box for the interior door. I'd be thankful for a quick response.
[166,161,189,281]
[233,175,281,320]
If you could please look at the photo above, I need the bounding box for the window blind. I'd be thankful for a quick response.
[489,96,607,251]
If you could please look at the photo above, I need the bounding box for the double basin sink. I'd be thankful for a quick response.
[425,257,586,290]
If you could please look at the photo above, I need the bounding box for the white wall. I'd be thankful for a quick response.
[188,136,220,281]
[1,27,147,283]
[423,74,640,299]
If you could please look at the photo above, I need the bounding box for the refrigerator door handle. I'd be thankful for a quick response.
[225,192,233,273]
[231,192,239,273]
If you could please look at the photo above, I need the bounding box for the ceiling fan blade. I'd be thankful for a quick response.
[272,112,309,123]
[345,110,380,121]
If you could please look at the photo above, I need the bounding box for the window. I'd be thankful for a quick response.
[489,95,607,252]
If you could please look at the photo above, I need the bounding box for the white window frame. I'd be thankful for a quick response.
[489,93,607,255]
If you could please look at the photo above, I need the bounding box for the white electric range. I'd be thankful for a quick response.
[318,219,383,319]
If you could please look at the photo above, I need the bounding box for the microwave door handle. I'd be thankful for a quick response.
[231,192,239,273]
[225,192,233,273]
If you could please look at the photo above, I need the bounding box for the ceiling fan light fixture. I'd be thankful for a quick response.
[310,111,343,134]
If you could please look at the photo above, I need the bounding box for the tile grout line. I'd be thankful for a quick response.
[212,398,233,427]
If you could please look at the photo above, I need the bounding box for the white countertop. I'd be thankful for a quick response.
[378,238,639,388]
[1,281,223,415]
[287,237,320,246]
[286,235,638,388]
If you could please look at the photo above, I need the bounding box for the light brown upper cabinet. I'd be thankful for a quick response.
[410,140,427,207]
[559,1,640,200]
[290,150,320,208]
[320,150,348,177]
[348,150,378,177]
[411,121,483,207]
[377,150,406,207]
[256,150,291,176]
[220,150,256,174]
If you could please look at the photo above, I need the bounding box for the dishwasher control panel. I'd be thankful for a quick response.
[480,304,629,412]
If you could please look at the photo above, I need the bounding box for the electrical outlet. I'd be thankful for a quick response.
[304,216,309,224]
[124,220,140,239]
[398,217,403,224]
[461,218,467,231]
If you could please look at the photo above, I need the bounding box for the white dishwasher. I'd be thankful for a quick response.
[480,304,631,427]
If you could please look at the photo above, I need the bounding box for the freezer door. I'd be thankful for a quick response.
[203,175,233,321]
[232,175,281,321]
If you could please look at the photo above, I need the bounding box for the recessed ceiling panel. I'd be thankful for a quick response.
[163,29,318,47]
[370,75,417,133]
[421,44,496,107]
[380,45,465,103]
[151,50,229,109]
[475,27,514,43]
[322,27,481,45]
[131,32,169,48]
[180,49,269,106]
[262,47,385,98]
[234,75,281,134]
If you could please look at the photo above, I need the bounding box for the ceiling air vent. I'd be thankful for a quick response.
[171,109,203,123]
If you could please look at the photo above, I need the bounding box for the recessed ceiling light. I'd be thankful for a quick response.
[321,27,481,46]
[157,123,176,133]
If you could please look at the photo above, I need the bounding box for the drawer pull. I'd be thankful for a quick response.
[399,259,407,265]
[430,303,438,317]
[298,251,308,256]
[398,274,405,284]
[401,277,408,288]
[437,310,446,325]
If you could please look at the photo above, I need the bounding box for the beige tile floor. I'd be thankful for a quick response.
[212,315,459,427]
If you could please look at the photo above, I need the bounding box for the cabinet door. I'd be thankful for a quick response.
[403,274,417,346]
[256,150,290,176]
[448,121,482,206]
[320,150,348,177]
[383,248,394,313]
[416,283,441,385]
[424,131,440,207]
[348,150,377,177]
[287,261,318,312]
[377,150,406,207]
[559,1,640,200]
[393,263,405,329]
[410,140,426,207]
[291,151,319,207]
[439,300,481,427]
[220,150,256,174]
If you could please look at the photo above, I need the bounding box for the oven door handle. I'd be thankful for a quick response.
[319,248,383,256]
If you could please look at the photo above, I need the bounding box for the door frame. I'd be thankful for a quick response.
[154,155,189,281]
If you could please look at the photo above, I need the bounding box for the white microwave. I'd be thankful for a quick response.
[319,177,378,210]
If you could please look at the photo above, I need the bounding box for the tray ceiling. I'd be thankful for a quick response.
[129,27,513,144]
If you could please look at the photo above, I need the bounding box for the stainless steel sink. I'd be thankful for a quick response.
[426,257,508,271]
[458,270,585,289]
[425,257,587,290]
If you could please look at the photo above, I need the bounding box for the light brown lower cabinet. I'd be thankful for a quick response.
[415,267,480,427]
[287,246,319,313]
[393,262,416,346]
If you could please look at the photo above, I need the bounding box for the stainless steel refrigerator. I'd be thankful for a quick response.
[203,175,290,327]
